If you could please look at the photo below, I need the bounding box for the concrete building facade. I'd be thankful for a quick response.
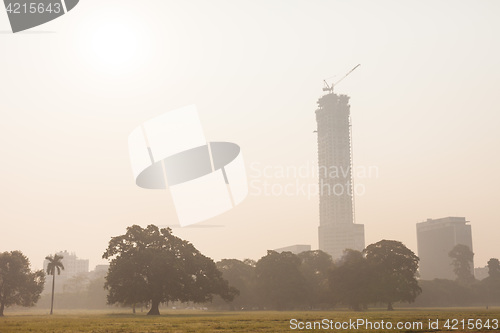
[416,217,474,280]
[42,250,89,294]
[316,92,365,261]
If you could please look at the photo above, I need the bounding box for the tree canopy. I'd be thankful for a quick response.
[215,243,423,311]
[487,258,500,279]
[45,254,64,276]
[255,251,306,310]
[449,244,475,284]
[365,240,421,310]
[298,250,334,309]
[0,251,45,316]
[102,224,236,315]
[215,259,254,310]
[330,249,371,311]
[479,258,500,306]
[214,252,335,311]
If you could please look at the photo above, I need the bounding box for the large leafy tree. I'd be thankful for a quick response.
[329,249,371,311]
[0,251,45,316]
[298,250,334,309]
[45,254,65,315]
[215,259,255,310]
[487,258,500,279]
[448,244,475,284]
[255,251,306,310]
[102,225,236,315]
[365,240,421,310]
[479,258,500,306]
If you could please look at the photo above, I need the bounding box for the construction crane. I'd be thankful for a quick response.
[323,64,361,93]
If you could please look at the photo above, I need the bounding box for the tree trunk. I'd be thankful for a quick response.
[132,304,136,314]
[50,273,55,315]
[0,302,5,317]
[147,299,160,315]
[387,302,394,311]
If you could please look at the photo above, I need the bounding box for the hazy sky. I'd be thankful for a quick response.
[1,0,499,271]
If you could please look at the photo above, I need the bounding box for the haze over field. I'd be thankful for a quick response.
[0,0,499,269]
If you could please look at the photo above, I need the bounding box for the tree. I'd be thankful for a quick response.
[487,258,500,279]
[86,270,109,309]
[479,258,500,307]
[329,249,371,311]
[63,272,89,294]
[45,254,65,315]
[365,240,421,310]
[255,251,306,310]
[413,279,476,307]
[0,251,45,316]
[448,244,475,284]
[298,250,334,309]
[215,259,255,310]
[102,225,236,315]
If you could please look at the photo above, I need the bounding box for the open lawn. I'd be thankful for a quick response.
[0,308,499,332]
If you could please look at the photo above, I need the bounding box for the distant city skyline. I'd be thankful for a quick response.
[42,250,89,294]
[1,0,499,270]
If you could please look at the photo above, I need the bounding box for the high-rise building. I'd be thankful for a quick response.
[416,217,474,280]
[42,250,89,293]
[316,91,365,261]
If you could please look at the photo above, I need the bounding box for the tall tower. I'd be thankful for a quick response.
[316,91,365,261]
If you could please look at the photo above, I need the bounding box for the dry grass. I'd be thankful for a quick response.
[0,308,499,332]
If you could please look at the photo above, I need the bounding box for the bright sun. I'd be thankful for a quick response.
[75,6,151,73]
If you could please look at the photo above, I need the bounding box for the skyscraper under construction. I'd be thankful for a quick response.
[316,86,365,261]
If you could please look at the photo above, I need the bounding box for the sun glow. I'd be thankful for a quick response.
[74,6,152,74]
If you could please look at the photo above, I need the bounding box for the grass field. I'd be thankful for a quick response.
[0,308,499,332]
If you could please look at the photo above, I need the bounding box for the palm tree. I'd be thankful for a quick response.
[45,254,64,315]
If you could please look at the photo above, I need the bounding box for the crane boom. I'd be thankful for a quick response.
[323,64,361,93]
[334,64,361,86]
